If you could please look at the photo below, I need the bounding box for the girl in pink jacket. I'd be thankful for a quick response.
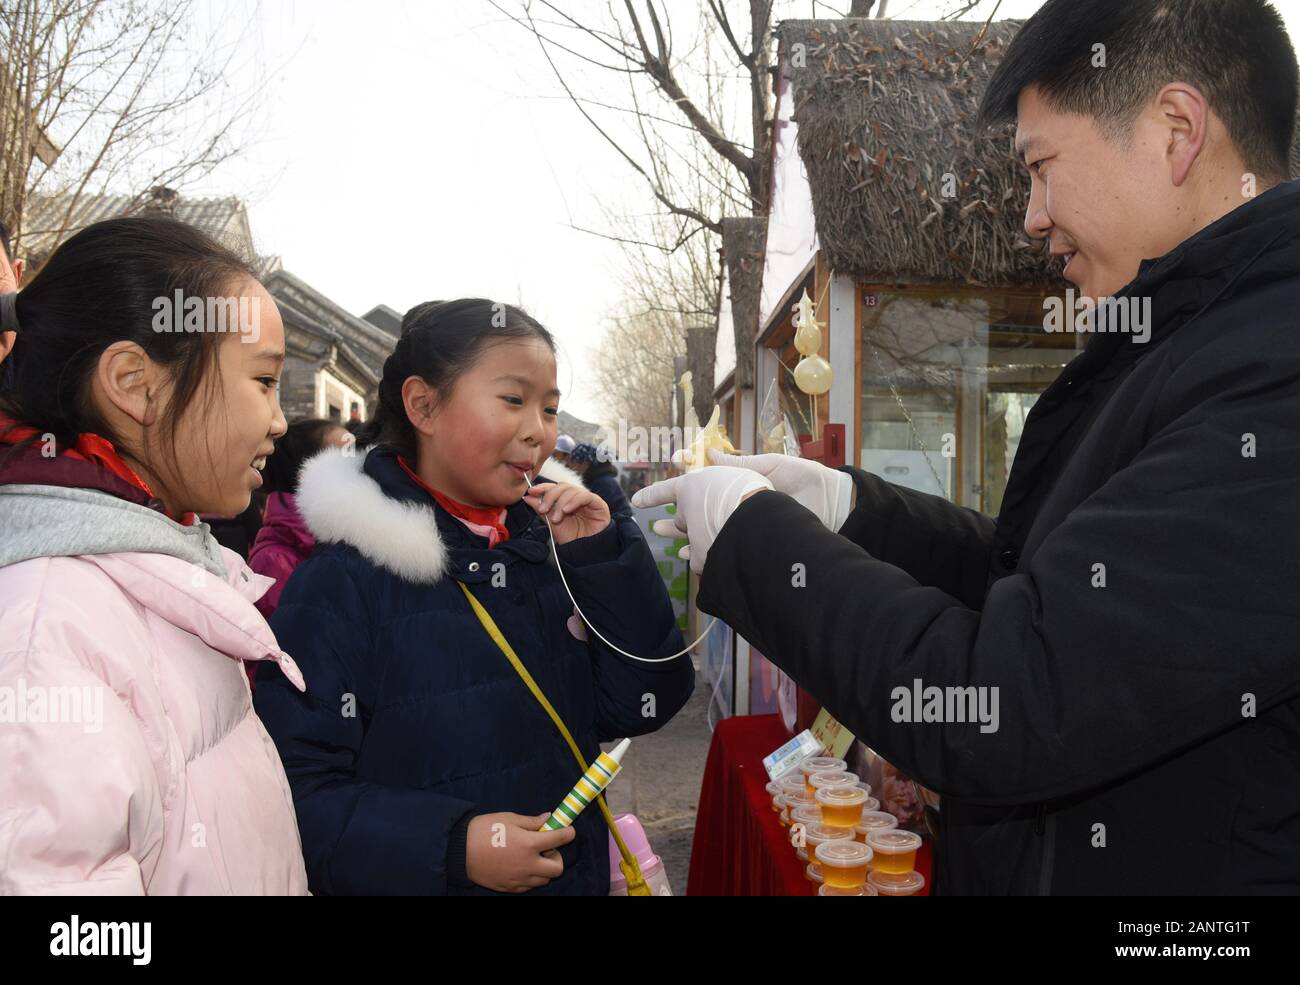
[0,216,308,894]
[249,417,351,621]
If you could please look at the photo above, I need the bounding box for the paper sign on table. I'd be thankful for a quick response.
[810,708,856,761]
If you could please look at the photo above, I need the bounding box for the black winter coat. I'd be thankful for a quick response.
[699,179,1300,894]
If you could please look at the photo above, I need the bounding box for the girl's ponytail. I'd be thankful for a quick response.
[356,332,417,457]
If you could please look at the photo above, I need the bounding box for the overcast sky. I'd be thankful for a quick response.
[186,0,1300,424]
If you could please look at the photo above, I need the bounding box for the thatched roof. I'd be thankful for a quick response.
[721,216,766,387]
[779,17,1300,289]
[777,18,1050,288]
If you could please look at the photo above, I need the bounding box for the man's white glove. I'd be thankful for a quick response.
[705,449,854,531]
[631,466,774,574]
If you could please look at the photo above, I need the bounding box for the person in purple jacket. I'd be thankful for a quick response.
[249,418,350,620]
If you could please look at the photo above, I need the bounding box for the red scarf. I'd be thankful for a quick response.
[397,456,510,546]
[0,414,194,524]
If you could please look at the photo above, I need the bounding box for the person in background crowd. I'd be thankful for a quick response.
[204,495,267,559]
[568,441,631,518]
[249,417,351,620]
[552,432,576,467]
[0,220,26,374]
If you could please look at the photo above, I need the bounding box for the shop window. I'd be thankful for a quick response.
[775,336,817,440]
[860,288,1077,516]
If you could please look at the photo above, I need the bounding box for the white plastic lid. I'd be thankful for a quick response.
[865,828,922,854]
[869,870,926,895]
[810,770,859,789]
[819,883,878,896]
[805,862,824,883]
[800,757,847,776]
[804,822,854,846]
[815,784,868,808]
[815,839,874,868]
[856,810,899,831]
[791,805,822,826]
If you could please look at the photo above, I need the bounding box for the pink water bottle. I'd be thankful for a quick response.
[608,813,673,896]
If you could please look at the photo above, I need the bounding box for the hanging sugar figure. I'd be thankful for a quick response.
[540,739,631,831]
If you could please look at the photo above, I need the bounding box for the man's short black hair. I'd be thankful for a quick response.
[979,0,1298,180]
[0,220,11,261]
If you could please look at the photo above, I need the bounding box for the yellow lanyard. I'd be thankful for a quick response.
[457,581,650,896]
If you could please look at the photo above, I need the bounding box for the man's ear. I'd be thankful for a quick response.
[1157,83,1210,187]
[96,341,161,426]
[11,258,23,285]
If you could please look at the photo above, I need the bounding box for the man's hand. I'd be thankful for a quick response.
[707,449,855,531]
[631,465,773,574]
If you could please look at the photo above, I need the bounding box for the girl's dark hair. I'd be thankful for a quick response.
[263,417,343,494]
[0,215,257,466]
[358,298,556,460]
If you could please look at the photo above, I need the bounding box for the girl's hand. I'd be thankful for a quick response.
[524,481,610,545]
[466,812,576,893]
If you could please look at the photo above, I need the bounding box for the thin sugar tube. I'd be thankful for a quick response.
[523,471,712,663]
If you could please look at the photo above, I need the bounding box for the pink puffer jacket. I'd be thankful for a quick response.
[0,540,310,895]
[249,491,316,620]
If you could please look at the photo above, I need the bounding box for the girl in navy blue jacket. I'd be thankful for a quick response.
[254,299,693,895]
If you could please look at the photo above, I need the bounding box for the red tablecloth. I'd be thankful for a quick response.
[687,713,932,896]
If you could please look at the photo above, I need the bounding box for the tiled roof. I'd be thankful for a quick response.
[21,192,254,259]
[361,304,402,338]
[262,268,395,378]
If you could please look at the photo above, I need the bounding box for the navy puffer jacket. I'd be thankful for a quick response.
[583,459,632,518]
[254,445,692,895]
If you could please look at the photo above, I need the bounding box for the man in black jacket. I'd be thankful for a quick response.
[634,0,1300,894]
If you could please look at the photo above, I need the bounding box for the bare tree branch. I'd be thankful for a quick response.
[2,0,267,258]
[706,0,752,68]
[497,0,779,421]
[510,0,723,234]
[620,0,757,197]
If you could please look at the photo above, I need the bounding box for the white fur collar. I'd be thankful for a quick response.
[295,448,582,584]
[538,457,584,487]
